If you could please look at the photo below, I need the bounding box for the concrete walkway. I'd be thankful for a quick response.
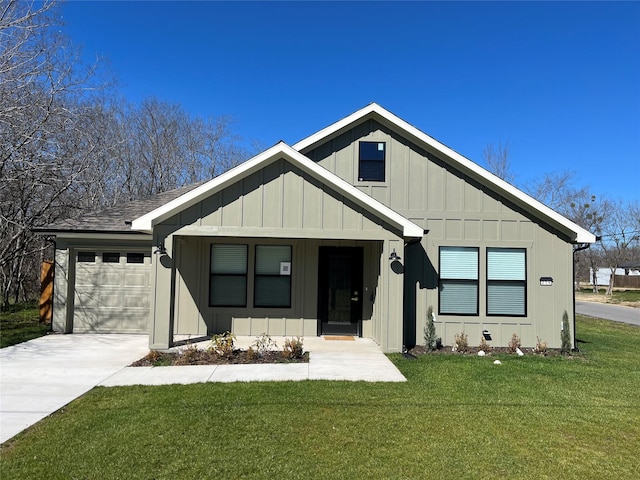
[1,334,404,444]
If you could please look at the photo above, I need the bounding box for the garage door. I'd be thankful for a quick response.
[73,249,152,333]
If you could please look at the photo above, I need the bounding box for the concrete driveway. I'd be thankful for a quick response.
[576,301,640,326]
[0,334,148,444]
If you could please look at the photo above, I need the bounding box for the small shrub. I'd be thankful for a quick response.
[209,331,236,358]
[533,336,548,355]
[176,344,201,365]
[478,337,492,354]
[507,333,521,353]
[424,306,438,351]
[252,332,278,357]
[282,336,304,359]
[452,332,468,353]
[561,310,572,355]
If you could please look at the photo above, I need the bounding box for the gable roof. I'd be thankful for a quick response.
[293,103,596,244]
[37,182,206,234]
[131,142,425,238]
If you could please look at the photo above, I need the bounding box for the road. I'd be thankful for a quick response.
[576,301,640,326]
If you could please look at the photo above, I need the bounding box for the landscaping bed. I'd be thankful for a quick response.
[131,348,309,366]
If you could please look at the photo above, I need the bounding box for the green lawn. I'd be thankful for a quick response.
[0,303,49,348]
[1,316,639,479]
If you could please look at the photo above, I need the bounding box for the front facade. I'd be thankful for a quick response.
[42,104,595,352]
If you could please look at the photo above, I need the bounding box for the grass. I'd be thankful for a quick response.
[0,302,49,348]
[1,316,639,479]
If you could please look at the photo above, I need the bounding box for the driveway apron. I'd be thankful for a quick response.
[0,334,148,444]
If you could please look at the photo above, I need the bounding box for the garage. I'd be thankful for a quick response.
[72,249,152,333]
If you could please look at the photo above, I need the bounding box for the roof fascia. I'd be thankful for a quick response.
[131,142,423,239]
[293,103,596,244]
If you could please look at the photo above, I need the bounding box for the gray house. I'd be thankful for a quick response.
[40,104,595,352]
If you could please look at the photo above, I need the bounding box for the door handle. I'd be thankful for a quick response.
[351,291,359,302]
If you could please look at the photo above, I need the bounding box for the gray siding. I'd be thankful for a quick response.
[302,120,575,349]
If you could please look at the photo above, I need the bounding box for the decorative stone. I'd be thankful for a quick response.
[477,350,486,356]
[516,347,524,356]
[493,360,502,365]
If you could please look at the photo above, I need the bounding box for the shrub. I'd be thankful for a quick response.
[561,310,572,355]
[176,344,202,365]
[507,333,521,353]
[209,331,236,358]
[478,336,492,354]
[424,306,438,351]
[252,333,278,357]
[452,332,468,353]
[282,336,304,359]
[533,336,548,355]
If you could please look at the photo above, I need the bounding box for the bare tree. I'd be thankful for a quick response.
[483,142,515,184]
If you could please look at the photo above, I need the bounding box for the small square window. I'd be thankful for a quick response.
[358,141,385,182]
[102,252,120,263]
[126,252,145,264]
[77,251,96,263]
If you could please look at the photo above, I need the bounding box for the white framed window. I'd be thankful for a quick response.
[438,247,479,315]
[210,244,247,307]
[254,245,291,308]
[487,248,526,316]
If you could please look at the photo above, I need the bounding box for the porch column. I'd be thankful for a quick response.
[149,235,174,349]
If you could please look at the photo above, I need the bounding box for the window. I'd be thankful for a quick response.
[254,245,291,307]
[102,252,120,263]
[439,247,479,315]
[358,141,385,182]
[77,251,95,263]
[210,244,247,307]
[126,252,145,264]
[487,248,526,316]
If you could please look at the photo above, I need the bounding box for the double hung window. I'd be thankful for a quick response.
[210,244,248,307]
[487,248,526,316]
[254,245,291,307]
[439,247,479,315]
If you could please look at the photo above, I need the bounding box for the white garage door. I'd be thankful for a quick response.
[73,249,152,333]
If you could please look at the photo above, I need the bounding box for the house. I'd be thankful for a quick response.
[38,104,596,352]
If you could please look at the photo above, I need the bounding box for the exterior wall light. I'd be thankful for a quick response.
[389,249,401,261]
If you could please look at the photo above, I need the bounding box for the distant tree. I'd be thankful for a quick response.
[483,142,515,184]
[595,200,640,295]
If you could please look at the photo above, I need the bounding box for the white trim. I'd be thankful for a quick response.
[293,103,596,244]
[131,142,424,239]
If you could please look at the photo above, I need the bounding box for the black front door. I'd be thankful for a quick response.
[318,247,363,336]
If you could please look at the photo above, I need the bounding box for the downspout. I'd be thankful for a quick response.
[572,242,591,351]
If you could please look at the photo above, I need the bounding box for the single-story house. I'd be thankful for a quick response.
[38,104,595,352]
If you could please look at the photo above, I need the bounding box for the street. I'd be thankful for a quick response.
[576,301,640,327]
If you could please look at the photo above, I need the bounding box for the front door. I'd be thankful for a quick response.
[318,247,363,336]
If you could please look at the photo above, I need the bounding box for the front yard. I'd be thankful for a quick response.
[1,315,639,479]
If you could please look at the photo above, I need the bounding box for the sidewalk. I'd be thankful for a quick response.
[1,334,405,444]
[100,336,406,386]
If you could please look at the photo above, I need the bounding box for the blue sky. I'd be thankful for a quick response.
[61,1,639,202]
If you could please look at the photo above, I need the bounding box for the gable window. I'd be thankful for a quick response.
[254,245,291,308]
[358,141,385,182]
[210,244,247,307]
[439,247,479,315]
[77,251,96,263]
[487,248,526,316]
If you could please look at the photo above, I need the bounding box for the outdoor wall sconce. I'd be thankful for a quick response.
[154,244,167,255]
[540,277,553,286]
[389,249,402,262]
[482,330,492,341]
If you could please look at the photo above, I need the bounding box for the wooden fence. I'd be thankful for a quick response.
[614,275,640,289]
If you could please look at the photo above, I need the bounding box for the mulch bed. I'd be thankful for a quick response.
[130,349,309,367]
[408,345,562,357]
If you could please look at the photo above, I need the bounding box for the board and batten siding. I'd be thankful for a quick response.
[151,157,407,352]
[301,119,575,349]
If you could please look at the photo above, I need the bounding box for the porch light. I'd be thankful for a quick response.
[154,244,167,255]
[389,249,401,261]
